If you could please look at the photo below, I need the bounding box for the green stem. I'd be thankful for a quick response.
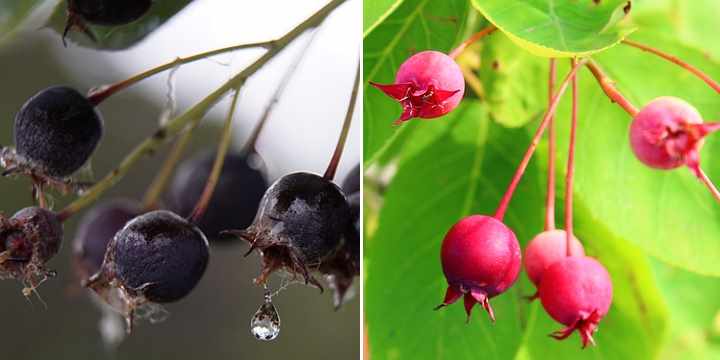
[58,0,346,221]
[324,58,360,181]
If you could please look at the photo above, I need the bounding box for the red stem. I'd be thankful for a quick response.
[565,58,579,256]
[324,60,360,181]
[545,59,557,231]
[697,168,720,203]
[448,25,497,59]
[585,60,638,117]
[494,59,588,221]
[623,39,720,94]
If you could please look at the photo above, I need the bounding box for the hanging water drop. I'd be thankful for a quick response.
[249,290,280,341]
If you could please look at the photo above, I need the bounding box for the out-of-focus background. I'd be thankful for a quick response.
[0,0,360,359]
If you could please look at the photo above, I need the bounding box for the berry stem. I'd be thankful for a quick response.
[189,88,241,222]
[86,40,275,106]
[57,0,345,221]
[494,59,588,221]
[622,39,720,94]
[448,25,497,59]
[585,60,638,117]
[141,125,197,210]
[545,58,557,231]
[697,168,720,203]
[244,28,320,155]
[566,58,579,256]
[324,59,360,181]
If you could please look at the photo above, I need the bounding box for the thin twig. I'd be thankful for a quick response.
[585,60,638,117]
[565,58,579,256]
[448,25,497,59]
[324,58,360,181]
[545,58,557,231]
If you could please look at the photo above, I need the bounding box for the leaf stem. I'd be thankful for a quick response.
[324,59,360,181]
[189,88,241,222]
[545,59,557,231]
[697,168,720,203]
[565,58,579,256]
[58,0,346,220]
[494,59,587,221]
[585,60,638,117]
[622,39,720,94]
[448,25,497,59]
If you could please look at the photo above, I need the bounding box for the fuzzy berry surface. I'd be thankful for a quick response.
[69,0,152,26]
[14,86,103,178]
[524,230,585,287]
[3,207,63,265]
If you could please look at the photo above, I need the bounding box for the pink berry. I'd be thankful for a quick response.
[539,256,613,348]
[435,215,521,322]
[370,50,464,125]
[630,96,719,177]
[524,230,584,287]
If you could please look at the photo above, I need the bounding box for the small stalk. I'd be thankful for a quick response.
[494,59,588,221]
[585,60,638,117]
[448,25,497,59]
[545,59,557,231]
[189,89,241,222]
[324,59,360,181]
[697,168,720,203]
[623,39,720,94]
[565,58,579,256]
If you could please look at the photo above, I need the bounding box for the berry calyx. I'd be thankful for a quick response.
[539,256,613,348]
[6,86,103,179]
[630,96,719,177]
[224,172,351,290]
[523,230,584,287]
[435,215,521,322]
[370,50,464,125]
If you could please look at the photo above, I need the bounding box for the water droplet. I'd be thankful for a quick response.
[250,292,280,341]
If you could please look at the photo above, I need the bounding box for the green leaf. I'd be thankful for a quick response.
[363,0,403,36]
[45,0,191,50]
[470,0,635,57]
[363,0,469,165]
[0,0,58,45]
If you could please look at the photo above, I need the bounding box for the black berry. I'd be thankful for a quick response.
[73,199,141,281]
[14,86,103,178]
[226,172,352,289]
[68,0,152,26]
[341,163,360,195]
[168,151,267,241]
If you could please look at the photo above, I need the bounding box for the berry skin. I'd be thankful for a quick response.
[523,230,584,287]
[89,210,209,304]
[13,86,103,178]
[630,96,719,177]
[68,0,152,26]
[73,200,141,281]
[341,164,360,195]
[539,256,613,348]
[168,151,268,241]
[225,172,352,290]
[435,215,521,322]
[370,50,465,125]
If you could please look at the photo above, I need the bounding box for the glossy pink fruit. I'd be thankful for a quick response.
[370,50,464,125]
[524,230,584,287]
[630,96,720,177]
[539,256,613,348]
[435,215,521,322]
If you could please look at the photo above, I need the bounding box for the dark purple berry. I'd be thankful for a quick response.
[168,151,268,241]
[226,172,352,289]
[14,86,102,178]
[68,0,152,26]
[73,200,141,281]
[341,164,360,195]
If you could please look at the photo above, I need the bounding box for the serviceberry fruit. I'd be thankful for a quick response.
[523,230,584,287]
[341,164,360,195]
[0,207,63,292]
[370,50,465,125]
[435,215,521,322]
[63,0,152,44]
[8,86,102,178]
[539,256,613,348]
[225,172,352,290]
[168,151,268,241]
[73,200,141,282]
[630,96,719,177]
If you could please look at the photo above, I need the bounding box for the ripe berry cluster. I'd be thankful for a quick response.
[372,22,719,348]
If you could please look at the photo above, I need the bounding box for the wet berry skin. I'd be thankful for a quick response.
[110,210,209,303]
[168,151,267,241]
[73,200,141,280]
[14,86,102,178]
[341,164,360,195]
[69,0,152,26]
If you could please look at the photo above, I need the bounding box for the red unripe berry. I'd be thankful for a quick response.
[436,215,521,322]
[370,50,464,125]
[523,230,584,287]
[630,96,719,177]
[539,256,613,348]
